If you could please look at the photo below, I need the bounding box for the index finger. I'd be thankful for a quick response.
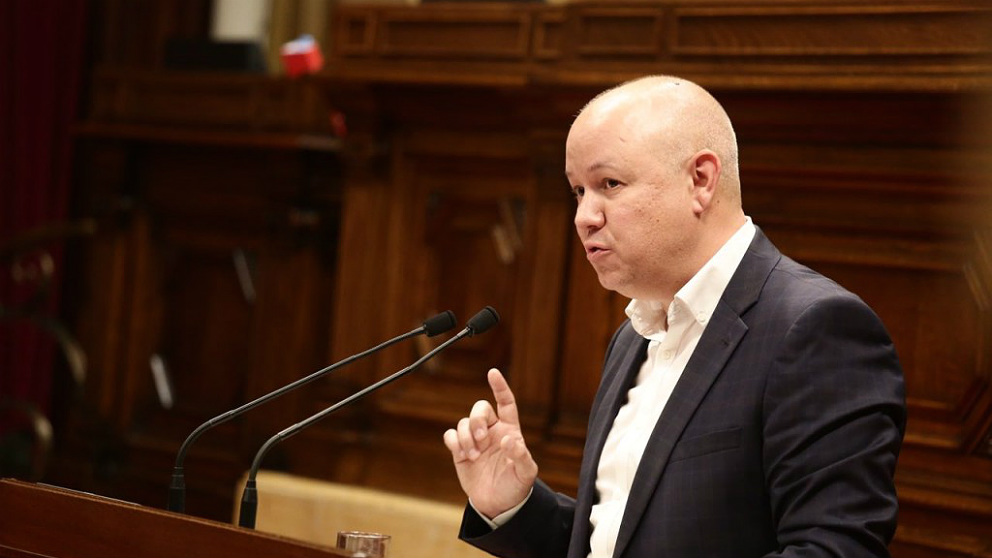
[488,368,520,426]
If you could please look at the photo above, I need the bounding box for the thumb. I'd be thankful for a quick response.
[502,433,538,482]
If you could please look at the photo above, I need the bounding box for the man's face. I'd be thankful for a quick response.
[565,98,699,302]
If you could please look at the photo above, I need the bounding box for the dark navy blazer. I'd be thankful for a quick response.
[461,228,906,558]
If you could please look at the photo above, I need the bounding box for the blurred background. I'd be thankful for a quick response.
[2,1,991,556]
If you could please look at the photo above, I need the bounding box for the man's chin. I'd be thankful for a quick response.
[596,274,634,298]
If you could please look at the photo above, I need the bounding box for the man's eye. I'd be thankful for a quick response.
[605,179,621,189]
[572,186,585,198]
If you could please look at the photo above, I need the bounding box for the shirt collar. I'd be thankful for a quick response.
[626,217,756,339]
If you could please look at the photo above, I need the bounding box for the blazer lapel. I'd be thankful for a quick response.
[568,330,648,558]
[611,228,781,558]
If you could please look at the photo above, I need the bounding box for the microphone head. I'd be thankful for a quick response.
[466,306,500,336]
[423,310,457,337]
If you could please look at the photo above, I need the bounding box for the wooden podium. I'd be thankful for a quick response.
[0,479,350,558]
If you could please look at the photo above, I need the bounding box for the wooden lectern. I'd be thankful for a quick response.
[0,479,350,558]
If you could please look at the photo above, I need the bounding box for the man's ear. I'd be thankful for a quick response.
[690,150,721,215]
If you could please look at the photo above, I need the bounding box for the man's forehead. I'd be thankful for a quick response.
[568,108,652,156]
[565,130,628,179]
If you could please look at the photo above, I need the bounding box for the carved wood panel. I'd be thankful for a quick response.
[59,138,341,520]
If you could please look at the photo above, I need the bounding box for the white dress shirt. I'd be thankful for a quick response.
[587,218,755,558]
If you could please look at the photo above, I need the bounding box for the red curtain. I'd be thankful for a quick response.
[0,0,88,415]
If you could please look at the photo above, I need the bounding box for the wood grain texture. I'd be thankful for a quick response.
[0,480,347,558]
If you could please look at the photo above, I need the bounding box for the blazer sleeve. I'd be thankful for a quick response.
[457,322,631,558]
[762,294,906,557]
[459,479,575,558]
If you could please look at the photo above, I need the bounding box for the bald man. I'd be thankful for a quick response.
[444,76,906,558]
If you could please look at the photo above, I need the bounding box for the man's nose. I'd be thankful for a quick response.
[574,195,605,231]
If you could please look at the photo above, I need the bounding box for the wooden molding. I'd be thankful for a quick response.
[573,6,666,57]
[326,1,992,91]
[670,5,992,57]
[534,11,566,60]
[86,68,336,135]
[379,9,533,59]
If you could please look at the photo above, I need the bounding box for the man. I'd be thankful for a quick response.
[443,75,906,558]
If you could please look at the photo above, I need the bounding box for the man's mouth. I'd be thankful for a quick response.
[585,244,610,258]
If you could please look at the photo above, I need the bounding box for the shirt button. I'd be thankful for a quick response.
[663,349,674,360]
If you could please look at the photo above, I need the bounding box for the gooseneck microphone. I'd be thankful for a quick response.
[237,306,499,529]
[167,310,456,513]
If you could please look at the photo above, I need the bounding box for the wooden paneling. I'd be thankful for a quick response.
[329,1,992,90]
[379,11,532,58]
[534,11,567,60]
[670,6,991,56]
[88,69,332,134]
[336,4,537,59]
[574,8,666,57]
[59,115,342,519]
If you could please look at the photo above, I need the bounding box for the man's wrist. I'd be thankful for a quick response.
[469,488,534,530]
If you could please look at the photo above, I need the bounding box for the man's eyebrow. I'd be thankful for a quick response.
[568,161,616,176]
[591,161,623,173]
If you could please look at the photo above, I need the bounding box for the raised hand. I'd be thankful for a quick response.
[443,368,538,519]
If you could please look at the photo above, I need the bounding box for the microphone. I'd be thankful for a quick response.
[167,310,457,513]
[238,306,499,528]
